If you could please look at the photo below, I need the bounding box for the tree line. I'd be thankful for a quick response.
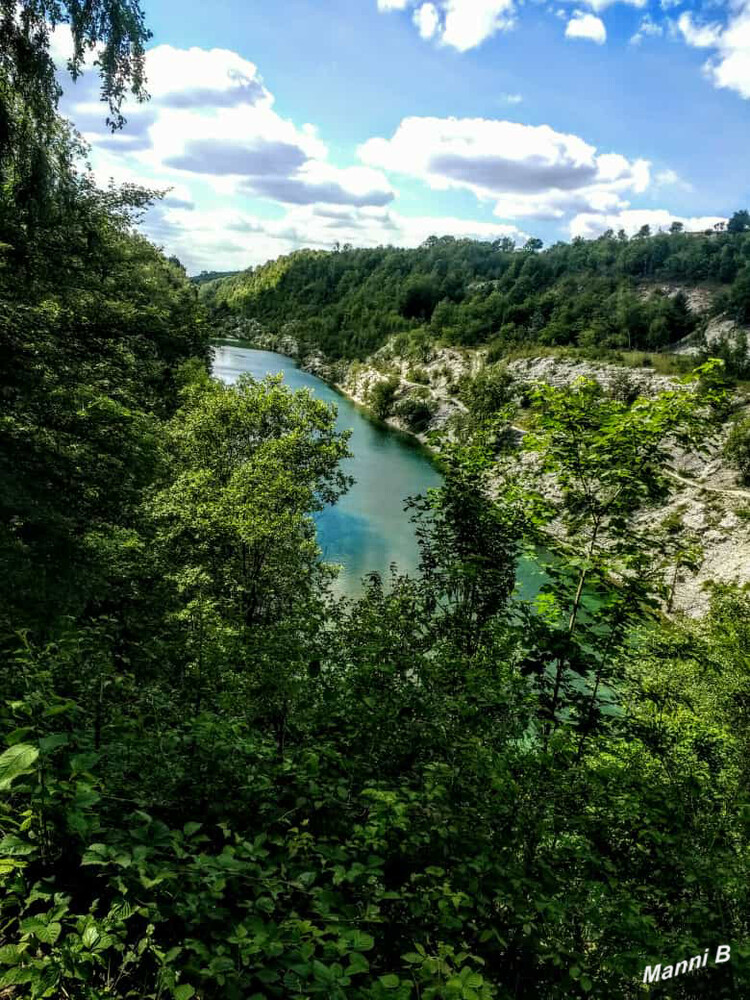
[200,220,750,361]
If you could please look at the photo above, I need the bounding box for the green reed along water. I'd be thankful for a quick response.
[212,341,547,599]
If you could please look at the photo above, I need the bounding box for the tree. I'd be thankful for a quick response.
[728,209,750,234]
[669,220,684,234]
[408,434,521,654]
[725,415,750,484]
[519,364,725,740]
[150,369,352,633]
[367,375,400,419]
[1,0,151,241]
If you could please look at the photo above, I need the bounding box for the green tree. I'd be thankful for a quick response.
[519,364,725,740]
[725,415,750,483]
[368,375,400,420]
[727,209,750,234]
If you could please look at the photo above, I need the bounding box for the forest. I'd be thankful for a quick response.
[2,2,750,999]
[200,222,750,364]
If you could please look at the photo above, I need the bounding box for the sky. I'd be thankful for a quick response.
[51,0,750,274]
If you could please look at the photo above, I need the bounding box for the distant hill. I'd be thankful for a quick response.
[190,269,241,285]
[200,223,750,366]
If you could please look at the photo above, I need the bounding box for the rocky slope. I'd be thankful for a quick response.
[213,321,750,617]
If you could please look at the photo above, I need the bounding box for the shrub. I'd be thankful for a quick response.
[395,396,435,433]
[407,366,430,384]
[368,376,400,420]
[608,370,639,405]
[725,415,750,484]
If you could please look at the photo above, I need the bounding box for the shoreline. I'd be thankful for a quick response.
[210,334,750,618]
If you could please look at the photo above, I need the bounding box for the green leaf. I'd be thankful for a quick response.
[347,952,370,975]
[81,843,110,866]
[82,925,101,949]
[402,953,423,964]
[379,974,400,989]
[0,743,38,790]
[20,917,61,945]
[70,753,99,774]
[0,835,36,856]
[183,822,202,837]
[0,966,35,988]
[0,943,27,965]
[342,930,375,952]
[41,922,62,945]
[174,986,196,1000]
[39,733,69,752]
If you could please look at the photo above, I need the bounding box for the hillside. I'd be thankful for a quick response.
[200,224,750,373]
[202,228,750,617]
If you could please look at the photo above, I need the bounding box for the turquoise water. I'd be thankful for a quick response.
[211,342,548,599]
[212,343,445,595]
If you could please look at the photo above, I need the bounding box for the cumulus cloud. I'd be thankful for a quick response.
[413,3,440,38]
[52,37,528,271]
[630,14,663,44]
[654,167,693,191]
[565,12,607,44]
[240,165,395,207]
[55,37,396,213]
[166,138,309,176]
[377,0,516,50]
[677,11,723,49]
[678,4,750,100]
[146,203,526,273]
[570,0,645,13]
[359,116,649,220]
[570,208,727,238]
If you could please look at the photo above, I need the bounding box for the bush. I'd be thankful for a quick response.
[460,364,516,423]
[395,396,435,432]
[725,415,750,483]
[368,376,400,419]
[407,366,430,384]
[607,370,639,405]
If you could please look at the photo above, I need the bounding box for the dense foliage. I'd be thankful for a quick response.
[200,227,750,360]
[3,7,750,997]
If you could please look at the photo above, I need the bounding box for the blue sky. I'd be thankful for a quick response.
[52,0,750,273]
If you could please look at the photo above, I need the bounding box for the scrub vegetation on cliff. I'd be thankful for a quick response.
[200,225,750,378]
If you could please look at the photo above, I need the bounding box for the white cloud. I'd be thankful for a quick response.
[414,2,440,38]
[565,12,607,44]
[58,41,395,211]
[53,38,529,272]
[147,203,526,273]
[441,0,516,50]
[654,167,693,191]
[706,5,750,99]
[572,0,645,13]
[377,0,516,49]
[499,92,523,104]
[630,14,663,44]
[359,116,649,220]
[676,4,750,100]
[570,208,727,238]
[677,11,722,48]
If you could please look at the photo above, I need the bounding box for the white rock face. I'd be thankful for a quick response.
[506,356,681,397]
[217,322,750,619]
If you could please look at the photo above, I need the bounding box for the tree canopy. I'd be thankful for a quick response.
[201,223,750,359]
